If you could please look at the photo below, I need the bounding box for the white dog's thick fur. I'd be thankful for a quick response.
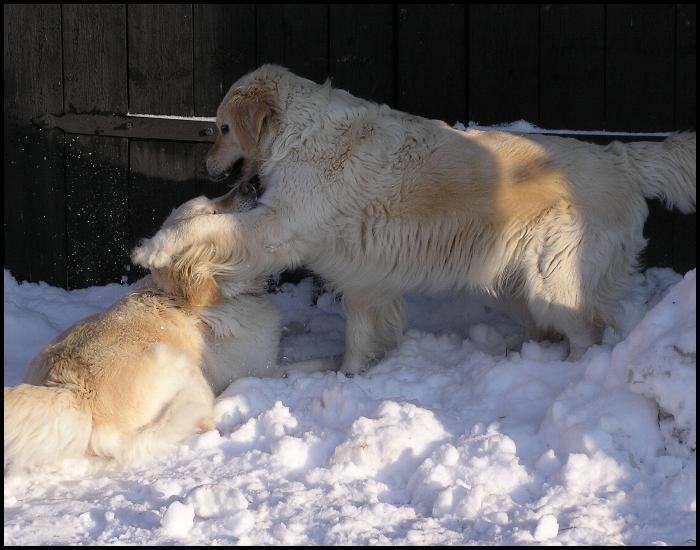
[132,64,696,371]
[4,187,334,474]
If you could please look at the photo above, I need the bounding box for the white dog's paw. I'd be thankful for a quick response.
[131,235,174,269]
[339,359,367,378]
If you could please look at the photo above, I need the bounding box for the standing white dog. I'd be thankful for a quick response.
[5,184,333,473]
[133,64,696,371]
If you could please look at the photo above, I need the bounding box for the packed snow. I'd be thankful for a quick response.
[3,267,696,545]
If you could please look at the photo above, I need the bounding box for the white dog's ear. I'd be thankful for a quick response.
[152,244,224,307]
[226,85,275,153]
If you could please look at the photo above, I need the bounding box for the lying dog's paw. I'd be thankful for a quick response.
[131,235,174,269]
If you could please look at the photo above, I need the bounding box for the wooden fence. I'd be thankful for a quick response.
[4,4,696,288]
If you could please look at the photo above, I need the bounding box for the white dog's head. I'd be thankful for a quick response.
[205,65,306,189]
[148,182,261,307]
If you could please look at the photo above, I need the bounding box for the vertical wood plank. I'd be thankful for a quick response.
[193,4,257,117]
[469,4,539,125]
[672,212,696,273]
[63,4,129,288]
[605,5,675,131]
[63,4,127,114]
[256,4,329,83]
[397,4,466,123]
[128,4,194,115]
[329,5,395,106]
[539,4,605,129]
[4,4,66,286]
[641,199,675,269]
[675,4,696,129]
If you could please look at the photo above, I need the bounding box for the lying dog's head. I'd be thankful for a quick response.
[159,177,261,228]
[149,182,260,307]
[205,65,294,190]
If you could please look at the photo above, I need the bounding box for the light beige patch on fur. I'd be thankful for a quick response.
[493,159,571,224]
[472,133,573,224]
[225,85,275,154]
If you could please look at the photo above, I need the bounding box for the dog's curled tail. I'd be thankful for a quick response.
[620,131,696,214]
[4,385,92,473]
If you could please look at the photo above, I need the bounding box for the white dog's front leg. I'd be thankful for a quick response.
[132,208,302,278]
[341,294,407,375]
[132,214,245,269]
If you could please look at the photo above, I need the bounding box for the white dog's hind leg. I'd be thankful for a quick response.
[341,294,407,375]
[524,257,604,362]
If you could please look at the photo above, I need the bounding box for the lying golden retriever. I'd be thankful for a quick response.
[133,64,696,371]
[4,183,332,473]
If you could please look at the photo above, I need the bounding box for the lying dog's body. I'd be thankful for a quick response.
[4,279,279,472]
[133,65,696,371]
[4,186,331,473]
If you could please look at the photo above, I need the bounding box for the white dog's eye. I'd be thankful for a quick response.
[220,124,229,135]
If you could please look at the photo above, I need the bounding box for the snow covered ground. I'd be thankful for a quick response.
[3,267,696,545]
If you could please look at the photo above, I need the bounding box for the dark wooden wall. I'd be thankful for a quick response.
[4,4,696,289]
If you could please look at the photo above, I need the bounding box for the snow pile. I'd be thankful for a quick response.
[613,270,696,456]
[3,268,696,545]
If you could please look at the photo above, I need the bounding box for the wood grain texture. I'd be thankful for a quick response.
[397,4,466,123]
[4,4,66,286]
[256,4,329,83]
[469,4,539,125]
[605,5,675,131]
[676,4,696,129]
[193,4,257,117]
[329,4,395,107]
[540,4,605,129]
[128,4,194,115]
[63,4,127,114]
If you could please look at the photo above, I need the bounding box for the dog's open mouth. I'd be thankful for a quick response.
[211,158,245,183]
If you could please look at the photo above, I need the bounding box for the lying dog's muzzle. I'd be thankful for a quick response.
[207,157,245,184]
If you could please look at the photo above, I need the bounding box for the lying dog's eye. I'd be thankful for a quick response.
[220,124,229,135]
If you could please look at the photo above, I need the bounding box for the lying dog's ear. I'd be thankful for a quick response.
[226,85,275,154]
[151,244,224,307]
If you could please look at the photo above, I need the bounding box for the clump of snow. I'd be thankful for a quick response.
[160,501,194,538]
[408,423,530,522]
[186,484,248,519]
[3,268,696,545]
[533,514,559,541]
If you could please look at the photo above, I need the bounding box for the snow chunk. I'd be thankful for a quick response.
[330,401,449,485]
[187,484,248,519]
[533,514,559,541]
[160,501,194,538]
[408,426,531,520]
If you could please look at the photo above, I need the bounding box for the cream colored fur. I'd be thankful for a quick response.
[4,187,336,474]
[132,64,696,372]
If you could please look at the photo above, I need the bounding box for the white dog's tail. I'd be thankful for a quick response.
[619,131,696,214]
[4,385,92,473]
